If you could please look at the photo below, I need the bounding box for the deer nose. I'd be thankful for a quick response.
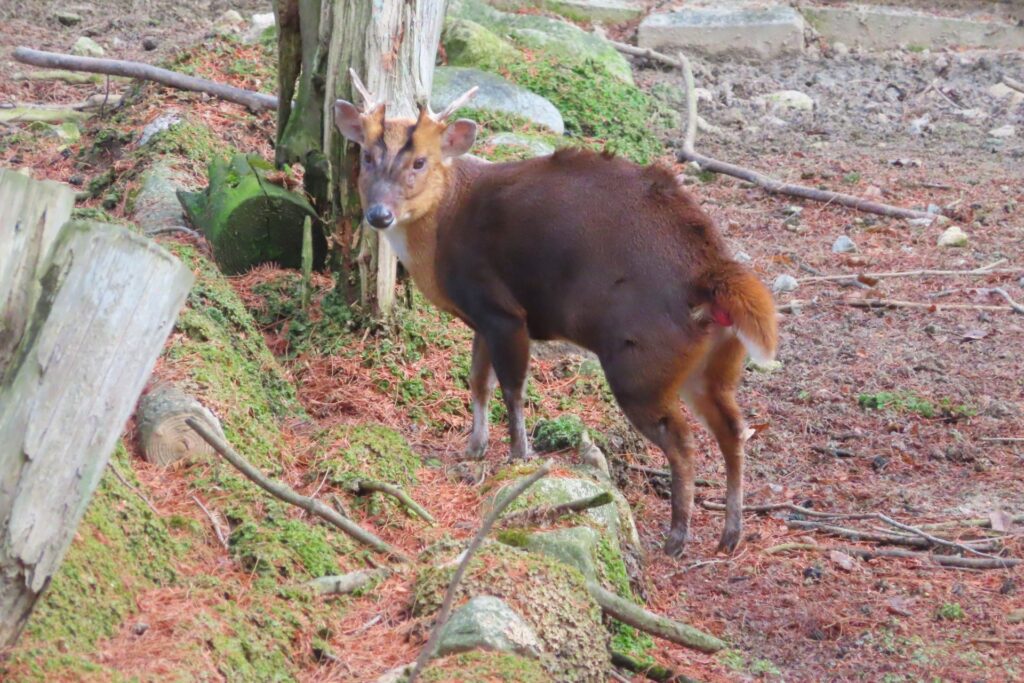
[365,204,395,229]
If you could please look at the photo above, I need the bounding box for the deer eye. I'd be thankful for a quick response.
[412,157,427,170]
[362,151,373,166]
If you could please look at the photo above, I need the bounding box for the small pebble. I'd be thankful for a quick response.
[832,235,857,254]
[871,455,890,472]
[142,36,158,51]
[772,274,799,293]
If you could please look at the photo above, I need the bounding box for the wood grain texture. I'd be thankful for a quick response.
[0,219,192,647]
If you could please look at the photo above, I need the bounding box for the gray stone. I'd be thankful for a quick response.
[832,235,857,254]
[55,11,82,26]
[755,90,814,112]
[989,125,1016,139]
[832,41,850,56]
[452,0,633,82]
[772,274,799,293]
[639,5,805,60]
[486,132,555,157]
[443,18,521,68]
[138,113,182,147]
[437,596,542,658]
[432,66,564,135]
[937,225,968,248]
[244,12,276,43]
[71,36,105,57]
[734,251,752,263]
[524,526,601,581]
[801,6,1024,51]
[988,83,1024,108]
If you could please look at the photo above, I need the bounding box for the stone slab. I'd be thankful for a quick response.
[638,4,805,60]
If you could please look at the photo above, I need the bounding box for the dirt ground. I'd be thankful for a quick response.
[2,2,1023,682]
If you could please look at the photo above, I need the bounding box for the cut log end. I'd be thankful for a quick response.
[137,383,224,467]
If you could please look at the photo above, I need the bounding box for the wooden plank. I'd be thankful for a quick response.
[0,218,193,647]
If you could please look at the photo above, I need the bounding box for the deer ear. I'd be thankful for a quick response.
[441,119,477,158]
[333,100,364,145]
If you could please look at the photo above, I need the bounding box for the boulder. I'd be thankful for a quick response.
[432,67,564,135]
[489,0,644,24]
[244,12,276,43]
[437,595,543,658]
[450,0,633,83]
[71,36,105,57]
[486,132,556,158]
[524,527,602,582]
[639,5,805,60]
[443,18,522,69]
[937,225,968,248]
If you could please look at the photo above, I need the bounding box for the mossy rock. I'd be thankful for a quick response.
[413,543,609,682]
[449,0,633,84]
[178,154,326,275]
[420,651,552,682]
[443,18,522,69]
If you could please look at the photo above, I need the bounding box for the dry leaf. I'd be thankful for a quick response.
[886,597,913,617]
[962,328,990,341]
[857,274,879,287]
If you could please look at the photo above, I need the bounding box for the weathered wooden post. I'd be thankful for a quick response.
[0,169,193,648]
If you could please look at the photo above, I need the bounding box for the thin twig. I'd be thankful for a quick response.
[406,462,553,683]
[109,463,160,517]
[989,287,1024,314]
[607,39,682,69]
[500,491,613,528]
[186,418,409,562]
[875,514,1005,559]
[843,298,1017,313]
[799,259,1014,284]
[350,479,436,525]
[304,567,391,595]
[981,437,1024,444]
[787,520,1001,552]
[766,543,1020,570]
[624,463,720,487]
[674,50,933,220]
[191,494,229,550]
[701,500,877,520]
[1003,76,1024,94]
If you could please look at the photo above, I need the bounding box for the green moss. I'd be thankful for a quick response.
[8,444,179,677]
[316,423,420,489]
[532,414,587,452]
[148,120,228,165]
[421,651,551,682]
[497,528,531,548]
[598,536,653,663]
[858,392,976,420]
[414,544,609,682]
[250,272,355,357]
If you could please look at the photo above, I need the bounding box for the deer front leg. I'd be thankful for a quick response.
[465,333,496,460]
[482,318,534,461]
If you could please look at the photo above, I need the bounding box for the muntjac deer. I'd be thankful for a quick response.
[333,72,778,557]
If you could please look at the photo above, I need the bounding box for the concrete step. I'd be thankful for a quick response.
[638,3,805,60]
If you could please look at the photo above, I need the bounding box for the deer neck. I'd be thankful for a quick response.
[384,156,488,312]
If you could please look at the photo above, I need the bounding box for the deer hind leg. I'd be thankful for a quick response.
[465,332,497,459]
[480,316,533,461]
[681,335,748,554]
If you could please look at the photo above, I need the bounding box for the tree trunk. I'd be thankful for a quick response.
[0,170,193,648]
[275,0,447,318]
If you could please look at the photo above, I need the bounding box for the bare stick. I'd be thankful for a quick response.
[799,259,1016,284]
[767,543,1020,570]
[607,39,682,69]
[406,462,553,683]
[191,494,229,550]
[350,479,436,525]
[186,418,409,562]
[1003,76,1024,94]
[790,520,999,552]
[674,51,932,220]
[108,463,161,517]
[701,500,877,520]
[919,514,1024,531]
[500,491,613,528]
[990,287,1024,315]
[874,514,1005,559]
[981,437,1024,444]
[611,651,702,683]
[13,47,277,112]
[304,567,391,595]
[587,581,726,652]
[843,298,1018,313]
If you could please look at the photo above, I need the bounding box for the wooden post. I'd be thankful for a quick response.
[0,170,193,648]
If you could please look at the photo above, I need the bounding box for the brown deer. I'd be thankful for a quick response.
[333,73,777,556]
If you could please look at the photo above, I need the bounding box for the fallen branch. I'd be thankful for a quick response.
[304,567,391,596]
[624,463,720,487]
[980,437,1024,444]
[674,51,932,220]
[500,491,613,528]
[766,543,1020,570]
[1003,76,1024,95]
[990,287,1024,315]
[587,581,726,653]
[843,298,1019,313]
[701,500,877,520]
[13,47,278,112]
[191,494,229,550]
[349,479,436,525]
[607,39,683,69]
[186,418,409,562]
[786,520,1000,552]
[406,462,553,683]
[0,105,92,124]
[799,259,1016,284]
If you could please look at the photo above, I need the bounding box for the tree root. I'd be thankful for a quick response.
[186,418,409,562]
[499,491,613,528]
[611,650,702,683]
[349,479,436,525]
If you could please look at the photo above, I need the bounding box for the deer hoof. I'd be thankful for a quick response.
[716,527,742,555]
[663,528,689,558]
[463,441,487,461]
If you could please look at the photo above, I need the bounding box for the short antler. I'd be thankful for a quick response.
[435,86,479,121]
[348,68,376,110]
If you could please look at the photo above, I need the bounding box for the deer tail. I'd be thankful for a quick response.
[701,261,778,364]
